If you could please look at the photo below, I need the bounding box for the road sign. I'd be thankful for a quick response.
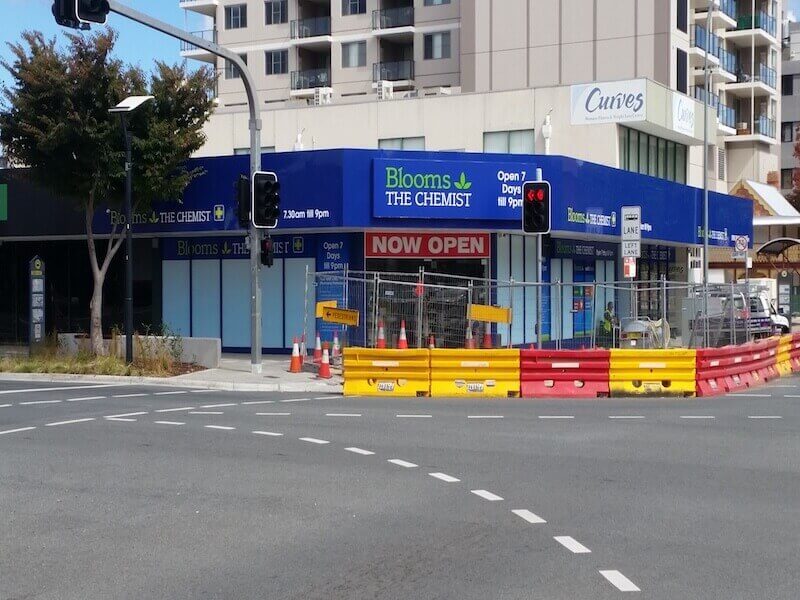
[623,256,637,279]
[315,300,338,318]
[469,303,512,324]
[322,307,359,327]
[29,256,45,349]
[621,206,641,258]
[732,235,749,260]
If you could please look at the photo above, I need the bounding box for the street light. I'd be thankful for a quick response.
[109,95,154,364]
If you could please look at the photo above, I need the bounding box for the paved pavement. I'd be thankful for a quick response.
[0,378,798,598]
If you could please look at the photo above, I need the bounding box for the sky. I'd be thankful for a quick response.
[0,0,210,90]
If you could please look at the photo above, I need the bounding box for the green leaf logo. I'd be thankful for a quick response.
[454,172,472,190]
[148,211,159,224]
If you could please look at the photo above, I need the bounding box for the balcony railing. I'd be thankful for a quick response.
[372,6,414,30]
[714,0,737,20]
[717,46,737,74]
[736,11,777,37]
[180,29,217,52]
[736,63,777,88]
[291,67,331,90]
[692,85,720,107]
[290,16,331,39]
[692,24,721,56]
[373,60,415,82]
[718,102,736,128]
[755,115,776,138]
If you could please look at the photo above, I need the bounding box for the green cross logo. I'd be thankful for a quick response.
[213,205,225,222]
[0,184,7,222]
[292,237,304,253]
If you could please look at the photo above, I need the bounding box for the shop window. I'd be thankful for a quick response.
[618,127,628,170]
[379,137,425,150]
[619,127,687,184]
[483,130,535,154]
[675,144,686,184]
[628,129,639,172]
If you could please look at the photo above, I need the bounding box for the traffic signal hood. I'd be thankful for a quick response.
[522,181,551,235]
[52,0,109,27]
[252,171,280,229]
[236,174,250,229]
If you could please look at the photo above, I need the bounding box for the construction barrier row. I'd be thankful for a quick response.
[343,335,800,398]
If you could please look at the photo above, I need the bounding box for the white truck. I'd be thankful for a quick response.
[735,279,789,334]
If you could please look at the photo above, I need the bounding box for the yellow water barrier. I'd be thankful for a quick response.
[776,334,793,376]
[609,349,697,397]
[342,348,430,397]
[430,349,520,397]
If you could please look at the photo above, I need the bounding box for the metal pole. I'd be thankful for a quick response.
[417,266,424,349]
[122,115,133,364]
[536,167,544,350]
[107,0,264,373]
[372,274,380,348]
[509,278,515,349]
[703,6,711,286]
[467,280,473,348]
[730,280,736,345]
[661,275,667,349]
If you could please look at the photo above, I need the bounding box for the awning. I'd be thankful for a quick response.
[757,237,800,256]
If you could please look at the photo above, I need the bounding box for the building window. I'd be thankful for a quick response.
[677,0,687,33]
[424,32,451,60]
[483,130,535,154]
[265,0,287,25]
[225,54,248,79]
[265,50,288,75]
[225,4,247,29]
[379,137,425,150]
[781,168,794,190]
[342,41,366,68]
[676,48,687,94]
[783,74,794,96]
[424,0,451,5]
[782,122,794,142]
[618,126,687,183]
[342,0,366,16]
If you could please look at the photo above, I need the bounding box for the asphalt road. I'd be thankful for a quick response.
[0,380,799,599]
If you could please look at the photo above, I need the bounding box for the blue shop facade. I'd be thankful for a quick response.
[0,149,753,349]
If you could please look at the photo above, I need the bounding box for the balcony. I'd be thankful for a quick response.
[726,114,777,144]
[693,0,737,29]
[291,17,332,48]
[372,6,415,39]
[755,115,776,138]
[691,86,737,132]
[291,67,331,96]
[724,10,779,46]
[690,25,721,68]
[372,60,415,89]
[179,29,217,63]
[179,0,218,17]
[723,63,777,98]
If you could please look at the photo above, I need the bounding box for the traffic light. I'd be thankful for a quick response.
[260,237,275,268]
[236,174,250,229]
[51,0,109,28]
[522,180,551,235]
[252,171,280,229]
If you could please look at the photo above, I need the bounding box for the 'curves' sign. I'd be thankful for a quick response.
[570,79,647,125]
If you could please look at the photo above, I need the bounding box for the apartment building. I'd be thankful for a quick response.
[781,19,800,195]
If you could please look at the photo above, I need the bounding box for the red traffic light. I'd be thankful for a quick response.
[526,188,545,202]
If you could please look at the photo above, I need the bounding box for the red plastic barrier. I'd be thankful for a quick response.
[696,338,780,397]
[791,332,800,373]
[520,349,610,398]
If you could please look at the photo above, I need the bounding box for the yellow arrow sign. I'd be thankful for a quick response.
[315,300,338,318]
[322,307,360,327]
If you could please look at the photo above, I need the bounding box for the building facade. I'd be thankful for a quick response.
[781,19,800,195]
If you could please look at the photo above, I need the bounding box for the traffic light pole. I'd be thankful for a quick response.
[105,1,264,374]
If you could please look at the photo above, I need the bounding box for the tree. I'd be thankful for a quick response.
[0,30,216,354]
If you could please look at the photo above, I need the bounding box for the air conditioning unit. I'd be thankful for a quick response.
[312,87,333,106]
[377,80,394,101]
[423,86,452,97]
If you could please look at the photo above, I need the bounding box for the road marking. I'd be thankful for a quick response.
[201,403,237,408]
[0,426,36,435]
[609,416,645,420]
[345,447,375,456]
[66,396,106,402]
[113,393,148,398]
[396,414,432,418]
[252,431,283,437]
[538,415,574,420]
[20,400,62,405]
[784,395,800,398]
[467,415,504,419]
[748,415,783,419]
[326,413,362,417]
[680,415,715,420]
[155,407,195,413]
[154,421,184,426]
[0,404,11,408]
[280,398,311,403]
[205,425,235,431]
[190,411,224,415]
[0,384,116,395]
[512,509,547,524]
[241,400,275,405]
[471,489,503,501]
[154,390,188,396]
[299,437,329,444]
[768,385,794,388]
[45,418,95,427]
[554,536,591,554]
[190,389,216,393]
[429,472,460,483]
[256,412,291,416]
[106,417,137,422]
[106,412,148,418]
[730,393,771,397]
[313,396,339,400]
[599,570,640,592]
[388,459,418,468]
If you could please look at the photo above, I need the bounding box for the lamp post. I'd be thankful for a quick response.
[109,95,154,364]
[539,111,553,350]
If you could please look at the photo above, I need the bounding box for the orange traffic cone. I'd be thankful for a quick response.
[313,332,322,363]
[428,334,436,350]
[289,338,302,373]
[376,320,387,349]
[465,326,476,349]
[482,328,493,349]
[332,330,341,358]
[318,347,332,379]
[398,320,409,350]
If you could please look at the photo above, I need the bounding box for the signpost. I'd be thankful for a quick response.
[29,256,45,351]
[732,234,749,261]
[621,205,641,258]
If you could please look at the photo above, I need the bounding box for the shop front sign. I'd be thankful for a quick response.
[570,79,647,126]
[365,232,490,259]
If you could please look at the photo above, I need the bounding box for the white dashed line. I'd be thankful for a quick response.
[241,400,274,405]
[345,447,375,456]
[599,570,640,592]
[748,415,783,419]
[280,398,311,403]
[299,437,329,444]
[201,403,237,408]
[20,400,62,405]
[256,412,291,416]
[205,425,235,431]
[467,415,504,419]
[388,459,418,468]
[730,393,771,397]
[113,393,148,398]
[45,418,95,427]
[252,431,283,437]
[0,404,11,408]
[608,416,645,420]
[471,489,503,501]
[554,536,591,554]
[155,407,195,413]
[512,509,547,524]
[326,413,362,417]
[784,395,800,398]
[538,415,575,420]
[66,396,106,402]
[429,472,460,483]
[190,411,224,415]
[0,427,36,435]
[313,396,339,400]
[396,414,432,418]
[106,417,137,422]
[0,384,115,395]
[154,421,184,426]
[106,412,148,418]
[154,391,189,396]
[190,389,216,393]
[680,415,715,420]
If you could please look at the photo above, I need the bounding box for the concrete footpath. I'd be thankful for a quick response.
[0,353,342,393]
